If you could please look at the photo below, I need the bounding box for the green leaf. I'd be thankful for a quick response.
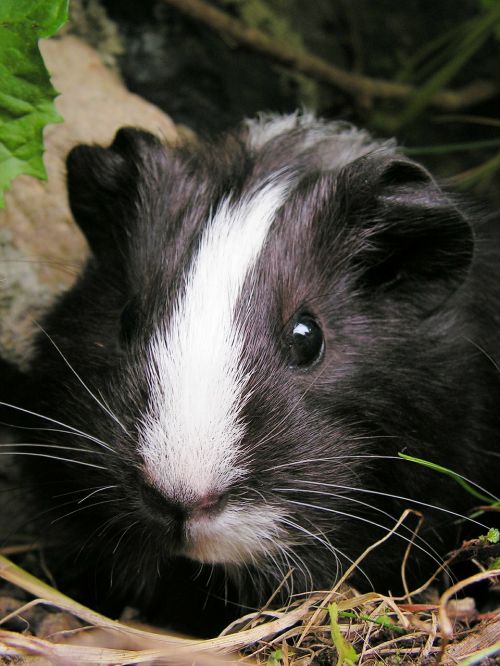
[338,610,406,635]
[328,603,359,666]
[0,0,69,208]
[267,649,283,666]
[479,527,500,544]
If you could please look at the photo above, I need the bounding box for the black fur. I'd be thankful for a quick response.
[2,116,499,635]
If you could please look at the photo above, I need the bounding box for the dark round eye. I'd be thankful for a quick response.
[287,315,324,368]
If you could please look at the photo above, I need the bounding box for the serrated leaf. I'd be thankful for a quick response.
[0,0,69,208]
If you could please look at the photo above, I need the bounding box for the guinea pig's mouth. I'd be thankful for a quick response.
[182,504,288,565]
[137,474,287,564]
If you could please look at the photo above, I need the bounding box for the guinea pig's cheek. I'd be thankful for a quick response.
[183,505,286,564]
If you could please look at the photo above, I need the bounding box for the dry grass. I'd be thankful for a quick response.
[0,528,498,666]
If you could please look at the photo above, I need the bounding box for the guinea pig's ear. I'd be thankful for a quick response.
[66,128,168,259]
[338,153,474,312]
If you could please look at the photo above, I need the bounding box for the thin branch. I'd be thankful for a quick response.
[161,0,499,111]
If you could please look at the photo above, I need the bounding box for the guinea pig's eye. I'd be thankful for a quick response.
[287,315,324,368]
[120,298,141,346]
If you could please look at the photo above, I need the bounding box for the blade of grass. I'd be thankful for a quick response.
[395,20,472,84]
[328,603,359,666]
[0,553,317,653]
[398,453,497,504]
[404,137,500,156]
[434,114,500,128]
[450,150,500,187]
[396,2,500,128]
[456,642,500,665]
[337,610,407,635]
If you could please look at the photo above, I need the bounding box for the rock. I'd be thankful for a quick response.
[0,35,178,366]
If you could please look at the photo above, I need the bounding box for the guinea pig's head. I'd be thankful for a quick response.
[31,115,475,599]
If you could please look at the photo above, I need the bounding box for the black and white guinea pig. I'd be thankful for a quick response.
[6,112,500,633]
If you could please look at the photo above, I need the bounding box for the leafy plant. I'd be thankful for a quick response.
[0,0,69,208]
[267,649,284,666]
[479,527,500,544]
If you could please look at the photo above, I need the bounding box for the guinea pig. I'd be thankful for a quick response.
[2,112,499,634]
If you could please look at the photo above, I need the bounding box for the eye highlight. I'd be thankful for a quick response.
[286,314,324,368]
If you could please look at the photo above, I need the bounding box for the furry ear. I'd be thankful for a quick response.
[337,154,474,312]
[66,128,168,258]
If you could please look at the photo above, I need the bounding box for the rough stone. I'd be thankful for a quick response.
[0,35,178,366]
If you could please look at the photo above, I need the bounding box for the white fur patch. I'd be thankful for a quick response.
[185,504,287,564]
[138,179,290,506]
[245,111,396,170]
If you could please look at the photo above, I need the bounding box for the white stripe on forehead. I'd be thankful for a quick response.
[138,177,291,500]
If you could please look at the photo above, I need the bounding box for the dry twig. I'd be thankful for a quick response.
[160,0,499,111]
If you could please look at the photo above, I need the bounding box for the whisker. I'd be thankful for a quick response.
[285,480,492,528]
[35,323,128,435]
[75,511,135,561]
[278,496,450,567]
[275,487,448,573]
[464,335,500,374]
[0,443,109,456]
[0,257,80,276]
[51,498,121,524]
[276,545,309,595]
[0,420,118,451]
[78,485,118,504]
[278,517,340,575]
[265,454,499,502]
[0,451,107,470]
[52,485,114,499]
[279,514,375,590]
[112,520,139,555]
[0,402,115,453]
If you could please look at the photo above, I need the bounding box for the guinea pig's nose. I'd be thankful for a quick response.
[190,491,229,517]
[140,483,184,520]
[139,482,228,522]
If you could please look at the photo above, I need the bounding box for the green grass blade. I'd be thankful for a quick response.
[396,2,500,128]
[397,453,496,504]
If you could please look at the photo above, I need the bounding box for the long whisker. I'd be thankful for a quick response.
[277,496,450,566]
[36,324,128,435]
[279,514,376,590]
[0,257,80,277]
[78,485,118,504]
[0,421,117,450]
[276,544,311,595]
[51,498,121,524]
[265,454,499,502]
[278,517,340,575]
[112,520,139,555]
[0,402,115,453]
[52,485,115,499]
[0,451,107,470]
[75,511,135,561]
[275,487,448,573]
[0,443,110,457]
[285,480,491,527]
[464,335,500,374]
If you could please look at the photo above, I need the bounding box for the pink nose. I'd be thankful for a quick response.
[191,492,228,516]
